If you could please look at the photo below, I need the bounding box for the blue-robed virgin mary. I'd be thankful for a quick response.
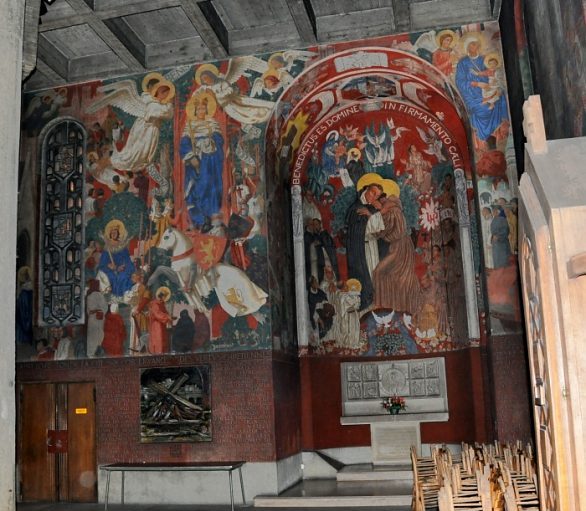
[180,91,224,229]
[455,37,508,141]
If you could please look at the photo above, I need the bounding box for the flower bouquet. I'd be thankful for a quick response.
[382,395,406,415]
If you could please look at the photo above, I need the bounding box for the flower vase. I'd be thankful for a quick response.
[389,405,401,415]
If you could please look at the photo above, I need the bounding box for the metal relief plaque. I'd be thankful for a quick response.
[363,382,379,398]
[362,364,378,381]
[425,359,439,377]
[426,378,440,396]
[347,364,362,381]
[341,357,447,416]
[410,361,425,379]
[348,382,362,399]
[411,379,426,396]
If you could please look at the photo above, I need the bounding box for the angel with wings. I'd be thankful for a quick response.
[250,50,316,98]
[194,52,313,125]
[416,126,447,162]
[86,72,175,173]
[412,29,460,77]
[195,59,275,124]
[364,119,408,169]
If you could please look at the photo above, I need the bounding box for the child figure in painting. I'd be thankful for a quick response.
[473,54,505,110]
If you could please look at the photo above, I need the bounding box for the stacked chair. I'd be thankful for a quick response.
[411,441,540,511]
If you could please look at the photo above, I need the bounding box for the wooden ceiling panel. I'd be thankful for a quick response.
[82,0,155,11]
[42,24,111,58]
[122,6,200,43]
[310,0,394,17]
[212,0,294,30]
[409,0,491,29]
[67,52,127,82]
[315,6,396,42]
[25,0,496,91]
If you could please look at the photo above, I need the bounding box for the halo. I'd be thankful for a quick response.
[17,265,31,284]
[142,72,164,92]
[356,172,383,192]
[380,178,400,198]
[347,147,361,160]
[460,32,484,53]
[326,130,339,141]
[483,52,501,68]
[104,218,128,242]
[155,286,171,302]
[152,80,176,104]
[268,52,285,68]
[186,90,217,121]
[435,29,457,48]
[262,68,280,82]
[194,63,220,86]
[346,278,362,292]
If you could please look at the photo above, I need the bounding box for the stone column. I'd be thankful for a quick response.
[454,168,480,339]
[291,185,311,347]
[0,2,24,510]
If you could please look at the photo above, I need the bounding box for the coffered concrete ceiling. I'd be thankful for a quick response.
[23,0,500,91]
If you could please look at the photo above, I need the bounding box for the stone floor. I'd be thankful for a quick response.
[17,478,412,511]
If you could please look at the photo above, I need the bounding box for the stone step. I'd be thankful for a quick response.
[254,494,412,507]
[253,479,412,509]
[336,463,413,482]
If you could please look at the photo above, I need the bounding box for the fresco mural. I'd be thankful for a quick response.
[290,100,469,355]
[17,20,520,361]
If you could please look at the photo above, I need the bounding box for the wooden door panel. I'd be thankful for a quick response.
[67,382,97,502]
[19,383,57,502]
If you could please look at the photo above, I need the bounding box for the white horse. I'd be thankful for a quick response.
[157,227,268,317]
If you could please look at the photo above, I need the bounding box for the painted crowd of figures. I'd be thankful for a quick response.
[15,25,518,360]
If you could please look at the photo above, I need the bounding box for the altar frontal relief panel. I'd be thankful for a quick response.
[341,358,448,416]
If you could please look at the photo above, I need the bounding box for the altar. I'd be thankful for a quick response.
[340,358,449,465]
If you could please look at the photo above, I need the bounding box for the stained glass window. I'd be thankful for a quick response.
[39,120,85,326]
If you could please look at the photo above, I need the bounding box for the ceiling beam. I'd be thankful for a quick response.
[64,0,145,73]
[22,0,42,80]
[285,0,317,45]
[392,0,411,32]
[35,58,67,86]
[178,0,228,58]
[492,0,503,19]
[40,0,182,32]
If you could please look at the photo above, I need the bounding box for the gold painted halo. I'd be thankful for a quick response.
[346,278,362,292]
[435,29,457,48]
[186,90,217,121]
[356,172,383,192]
[142,72,164,92]
[155,286,172,302]
[483,52,501,68]
[194,63,220,86]
[152,80,176,104]
[347,147,361,160]
[262,68,280,81]
[104,218,128,243]
[380,178,400,198]
[460,31,485,53]
[268,52,285,68]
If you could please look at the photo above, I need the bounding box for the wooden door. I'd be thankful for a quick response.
[18,382,97,503]
[19,383,57,501]
[66,382,97,501]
